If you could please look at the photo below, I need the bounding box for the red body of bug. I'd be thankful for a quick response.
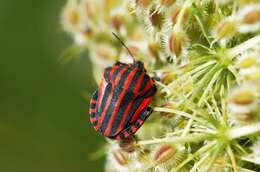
[89,61,157,140]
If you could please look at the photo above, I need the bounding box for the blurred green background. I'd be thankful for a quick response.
[0,0,105,171]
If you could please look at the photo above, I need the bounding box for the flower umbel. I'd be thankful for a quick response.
[61,0,260,171]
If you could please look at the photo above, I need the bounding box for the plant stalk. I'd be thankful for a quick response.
[228,35,260,59]
[138,133,214,145]
[227,122,260,140]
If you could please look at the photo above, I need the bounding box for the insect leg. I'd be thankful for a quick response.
[115,107,153,140]
[152,76,161,81]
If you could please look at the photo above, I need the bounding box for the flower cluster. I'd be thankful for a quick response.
[61,0,260,171]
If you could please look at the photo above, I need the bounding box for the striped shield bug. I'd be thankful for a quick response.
[89,33,157,140]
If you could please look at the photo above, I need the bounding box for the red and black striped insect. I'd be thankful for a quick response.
[89,33,157,140]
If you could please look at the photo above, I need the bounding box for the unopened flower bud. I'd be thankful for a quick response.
[237,5,260,32]
[95,44,117,60]
[82,0,95,18]
[130,27,146,41]
[160,0,175,6]
[85,29,93,38]
[161,72,177,84]
[212,157,226,172]
[243,9,260,24]
[138,149,150,163]
[105,0,118,10]
[111,16,123,30]
[215,19,236,40]
[66,9,80,26]
[168,32,187,56]
[149,9,163,30]
[160,102,175,117]
[171,7,189,24]
[148,42,160,58]
[247,70,260,83]
[119,136,136,153]
[230,87,256,105]
[128,46,139,57]
[235,111,255,123]
[154,145,177,164]
[112,150,128,166]
[240,0,257,5]
[238,56,257,68]
[136,0,151,7]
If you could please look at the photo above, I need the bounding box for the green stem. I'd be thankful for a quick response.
[194,15,211,45]
[211,95,222,122]
[190,65,211,81]
[154,107,207,124]
[181,112,196,137]
[232,165,257,172]
[165,60,217,91]
[227,146,238,172]
[174,141,217,171]
[232,0,238,16]
[138,133,214,146]
[227,122,260,140]
[190,152,210,172]
[228,35,260,59]
[191,63,223,102]
[198,68,223,106]
[184,100,219,128]
[204,143,224,172]
[228,65,240,84]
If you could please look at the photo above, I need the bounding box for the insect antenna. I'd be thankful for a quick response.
[112,32,136,63]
